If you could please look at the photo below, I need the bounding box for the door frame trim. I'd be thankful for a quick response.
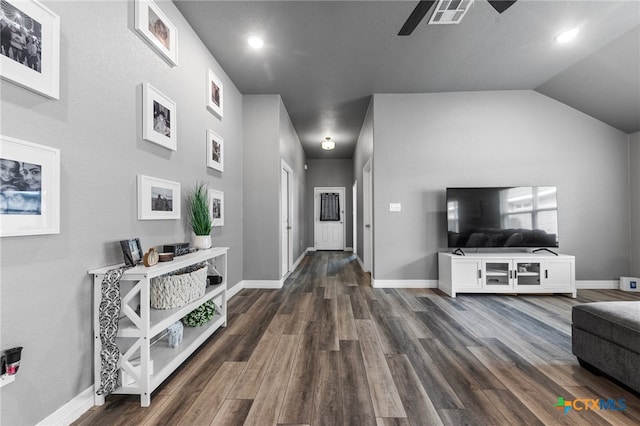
[363,157,373,273]
[281,159,294,278]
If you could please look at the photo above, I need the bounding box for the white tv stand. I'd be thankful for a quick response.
[88,247,228,407]
[438,251,576,298]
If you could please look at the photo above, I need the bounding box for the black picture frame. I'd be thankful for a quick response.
[120,238,143,266]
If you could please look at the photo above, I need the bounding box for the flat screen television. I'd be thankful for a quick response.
[446,186,559,248]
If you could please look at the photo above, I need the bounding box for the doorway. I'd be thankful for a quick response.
[363,158,372,272]
[314,187,345,250]
[281,161,293,278]
[352,180,357,254]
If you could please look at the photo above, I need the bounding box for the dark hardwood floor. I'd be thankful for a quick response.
[75,251,640,425]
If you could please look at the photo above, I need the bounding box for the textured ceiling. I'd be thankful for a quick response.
[174,0,640,158]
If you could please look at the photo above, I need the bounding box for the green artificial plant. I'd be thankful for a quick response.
[189,182,212,236]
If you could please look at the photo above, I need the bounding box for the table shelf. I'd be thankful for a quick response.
[90,247,228,407]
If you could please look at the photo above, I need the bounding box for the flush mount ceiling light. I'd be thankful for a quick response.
[247,35,264,49]
[321,137,335,150]
[555,28,579,43]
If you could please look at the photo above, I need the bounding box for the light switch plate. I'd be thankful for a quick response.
[389,203,401,212]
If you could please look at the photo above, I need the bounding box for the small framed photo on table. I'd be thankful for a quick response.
[120,238,143,266]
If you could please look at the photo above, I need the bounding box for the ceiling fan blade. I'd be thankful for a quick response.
[487,0,518,14]
[398,0,436,36]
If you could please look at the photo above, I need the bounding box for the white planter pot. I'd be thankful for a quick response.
[193,235,212,249]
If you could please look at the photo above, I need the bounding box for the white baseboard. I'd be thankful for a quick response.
[371,279,438,289]
[292,250,307,271]
[345,247,353,252]
[241,279,284,289]
[227,281,245,298]
[576,280,619,290]
[356,255,366,272]
[37,386,94,426]
[306,246,316,252]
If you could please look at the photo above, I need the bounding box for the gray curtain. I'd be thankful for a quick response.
[320,193,340,221]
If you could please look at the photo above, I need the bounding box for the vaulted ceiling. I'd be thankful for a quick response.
[174,1,640,159]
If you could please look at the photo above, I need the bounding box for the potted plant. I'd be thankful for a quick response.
[188,182,212,249]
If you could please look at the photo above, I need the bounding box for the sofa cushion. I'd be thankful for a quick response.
[572,301,640,354]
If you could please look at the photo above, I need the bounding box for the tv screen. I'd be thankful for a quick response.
[446,186,559,248]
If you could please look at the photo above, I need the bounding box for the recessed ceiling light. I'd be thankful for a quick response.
[555,28,579,43]
[321,137,335,150]
[247,35,264,49]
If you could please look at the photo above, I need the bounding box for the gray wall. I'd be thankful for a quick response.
[278,99,307,264]
[243,96,280,280]
[353,101,374,263]
[631,131,640,276]
[371,90,630,281]
[243,95,306,280]
[305,159,354,249]
[0,1,243,424]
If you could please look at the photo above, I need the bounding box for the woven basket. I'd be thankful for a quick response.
[150,264,208,309]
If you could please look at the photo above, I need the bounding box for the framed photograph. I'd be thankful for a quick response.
[134,0,177,66]
[137,174,180,220]
[208,189,224,227]
[206,129,223,172]
[143,83,177,151]
[0,135,60,237]
[120,238,143,266]
[0,0,60,99]
[206,68,223,118]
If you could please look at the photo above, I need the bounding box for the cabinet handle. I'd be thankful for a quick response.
[509,270,512,279]
[514,270,518,279]
[545,270,548,279]
[478,269,482,279]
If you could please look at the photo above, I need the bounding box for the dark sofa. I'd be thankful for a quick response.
[572,301,640,393]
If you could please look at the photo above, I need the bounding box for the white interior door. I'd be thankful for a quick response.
[363,159,372,272]
[352,181,357,254]
[314,187,345,250]
[281,163,292,278]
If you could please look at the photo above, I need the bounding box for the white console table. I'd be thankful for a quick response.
[438,252,576,298]
[88,247,228,407]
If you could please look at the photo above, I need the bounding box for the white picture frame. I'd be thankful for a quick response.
[206,129,223,172]
[0,135,60,237]
[206,68,223,118]
[0,0,60,99]
[208,189,224,227]
[143,83,177,151]
[137,175,180,220]
[134,0,178,66]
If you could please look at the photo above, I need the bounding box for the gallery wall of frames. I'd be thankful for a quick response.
[0,1,243,425]
[0,0,226,235]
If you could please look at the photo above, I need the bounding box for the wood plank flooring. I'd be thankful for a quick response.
[75,251,640,425]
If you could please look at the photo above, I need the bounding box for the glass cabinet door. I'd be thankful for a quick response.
[515,261,542,286]
[483,261,511,287]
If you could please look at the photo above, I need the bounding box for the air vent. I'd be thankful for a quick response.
[428,0,474,25]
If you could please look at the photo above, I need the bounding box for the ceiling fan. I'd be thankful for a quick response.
[398,0,518,36]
